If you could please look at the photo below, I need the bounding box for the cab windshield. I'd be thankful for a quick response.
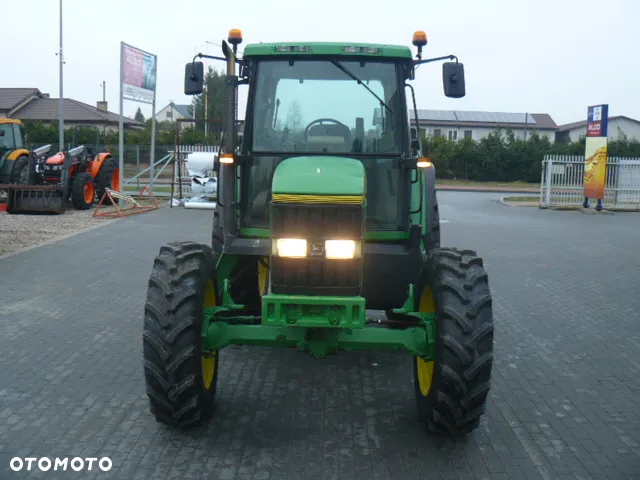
[0,123,19,152]
[250,59,403,154]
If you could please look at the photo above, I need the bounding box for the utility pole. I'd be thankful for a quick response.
[58,0,64,151]
[204,83,208,137]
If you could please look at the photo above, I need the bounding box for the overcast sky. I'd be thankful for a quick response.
[5,0,638,126]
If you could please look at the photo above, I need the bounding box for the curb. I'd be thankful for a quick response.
[539,205,639,214]
[498,196,540,207]
[436,186,539,194]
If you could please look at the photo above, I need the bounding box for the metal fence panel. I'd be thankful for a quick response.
[540,155,640,209]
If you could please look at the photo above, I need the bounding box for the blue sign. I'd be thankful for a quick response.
[587,104,609,137]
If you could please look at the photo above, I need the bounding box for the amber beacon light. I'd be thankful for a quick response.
[412,31,428,47]
[228,29,243,46]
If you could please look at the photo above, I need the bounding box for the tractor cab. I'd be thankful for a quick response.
[0,119,27,182]
[184,36,465,238]
[240,49,410,230]
[0,119,24,154]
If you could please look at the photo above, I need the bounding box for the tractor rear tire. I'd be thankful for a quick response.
[413,247,494,436]
[70,173,95,210]
[9,156,30,184]
[95,157,119,205]
[143,241,220,428]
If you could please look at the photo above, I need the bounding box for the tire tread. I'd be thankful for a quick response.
[416,247,494,436]
[143,241,218,428]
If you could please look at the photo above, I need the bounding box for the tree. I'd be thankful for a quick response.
[285,101,304,132]
[189,66,227,142]
[134,107,146,123]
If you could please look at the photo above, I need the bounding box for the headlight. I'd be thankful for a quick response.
[276,238,307,258]
[325,240,356,259]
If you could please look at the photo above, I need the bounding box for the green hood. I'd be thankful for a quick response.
[272,156,366,196]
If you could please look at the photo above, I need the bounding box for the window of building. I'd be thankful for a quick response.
[448,130,458,141]
[464,130,472,140]
[166,111,173,119]
[433,129,442,138]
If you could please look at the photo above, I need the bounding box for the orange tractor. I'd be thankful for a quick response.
[4,144,120,214]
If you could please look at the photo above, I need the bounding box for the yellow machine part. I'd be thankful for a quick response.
[0,118,22,125]
[7,149,29,160]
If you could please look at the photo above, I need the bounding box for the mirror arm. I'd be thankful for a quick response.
[192,52,242,64]
[414,54,458,66]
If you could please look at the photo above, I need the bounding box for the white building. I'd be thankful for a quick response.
[410,110,558,142]
[155,102,193,127]
[556,115,640,143]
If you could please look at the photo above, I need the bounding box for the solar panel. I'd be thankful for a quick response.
[412,109,539,125]
[416,110,457,121]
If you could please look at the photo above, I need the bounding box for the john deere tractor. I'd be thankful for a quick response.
[142,29,494,436]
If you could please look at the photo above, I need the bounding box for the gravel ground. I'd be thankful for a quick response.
[0,208,111,257]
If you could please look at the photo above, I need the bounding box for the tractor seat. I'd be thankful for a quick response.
[306,124,352,153]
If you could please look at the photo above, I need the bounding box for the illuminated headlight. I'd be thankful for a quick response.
[276,238,307,258]
[325,240,356,259]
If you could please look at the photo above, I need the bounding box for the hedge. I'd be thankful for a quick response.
[422,129,640,183]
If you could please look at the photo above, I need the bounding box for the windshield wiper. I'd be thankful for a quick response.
[329,59,393,115]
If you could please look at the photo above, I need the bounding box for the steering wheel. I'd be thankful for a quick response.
[303,118,351,141]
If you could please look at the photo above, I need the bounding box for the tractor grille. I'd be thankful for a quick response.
[271,202,365,296]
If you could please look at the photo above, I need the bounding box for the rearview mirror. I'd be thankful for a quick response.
[184,61,204,95]
[443,62,466,99]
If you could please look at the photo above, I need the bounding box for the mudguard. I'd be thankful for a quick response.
[90,153,113,179]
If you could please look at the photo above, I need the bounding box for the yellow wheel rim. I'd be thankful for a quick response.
[416,357,434,396]
[201,279,217,390]
[417,283,436,396]
[258,257,269,295]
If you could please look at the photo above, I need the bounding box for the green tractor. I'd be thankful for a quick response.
[142,29,494,436]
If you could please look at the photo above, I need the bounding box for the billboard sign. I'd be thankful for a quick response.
[122,43,157,103]
[586,104,609,138]
[583,104,609,201]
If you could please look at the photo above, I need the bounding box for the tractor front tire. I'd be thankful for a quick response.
[414,247,494,436]
[10,156,30,184]
[95,157,119,205]
[70,173,96,210]
[143,241,220,428]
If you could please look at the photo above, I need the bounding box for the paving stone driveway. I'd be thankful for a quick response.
[1,193,639,480]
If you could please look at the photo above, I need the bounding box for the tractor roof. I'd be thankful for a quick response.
[242,42,413,60]
[0,118,22,125]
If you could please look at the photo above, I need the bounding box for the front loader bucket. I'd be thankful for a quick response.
[4,185,66,214]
